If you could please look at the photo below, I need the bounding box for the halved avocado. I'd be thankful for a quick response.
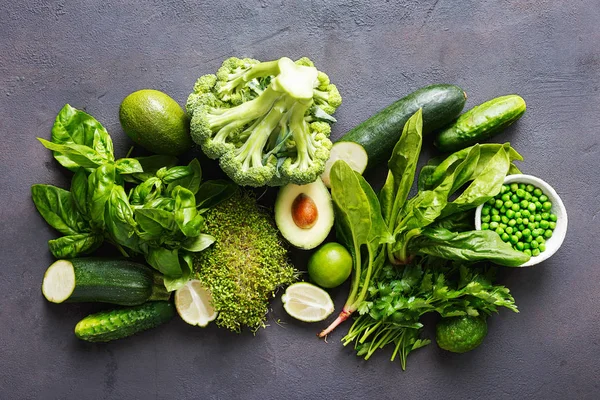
[275,179,334,250]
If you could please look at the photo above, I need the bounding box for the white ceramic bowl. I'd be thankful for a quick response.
[475,174,567,267]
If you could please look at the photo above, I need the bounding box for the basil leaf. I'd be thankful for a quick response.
[87,163,116,229]
[182,234,215,252]
[144,197,175,212]
[38,138,107,169]
[167,159,202,195]
[173,186,203,237]
[104,185,139,251]
[163,253,193,292]
[163,166,191,183]
[127,155,179,182]
[31,184,89,235]
[50,104,114,170]
[48,233,103,258]
[146,247,182,276]
[196,180,238,211]
[135,208,176,234]
[411,228,531,267]
[115,158,143,174]
[70,168,89,216]
[130,177,162,206]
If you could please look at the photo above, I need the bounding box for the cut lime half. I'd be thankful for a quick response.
[281,282,335,322]
[175,280,217,327]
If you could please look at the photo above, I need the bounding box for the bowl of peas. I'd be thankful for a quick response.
[475,174,567,267]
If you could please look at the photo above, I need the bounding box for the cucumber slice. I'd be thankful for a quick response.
[42,259,76,303]
[321,141,368,188]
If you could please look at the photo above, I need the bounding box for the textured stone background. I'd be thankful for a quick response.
[1,1,599,399]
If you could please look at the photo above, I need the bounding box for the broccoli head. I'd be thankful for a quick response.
[186,57,342,187]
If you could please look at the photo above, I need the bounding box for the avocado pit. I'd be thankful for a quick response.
[291,193,318,229]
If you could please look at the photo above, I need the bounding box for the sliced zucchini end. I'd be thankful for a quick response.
[42,259,75,303]
[321,141,368,188]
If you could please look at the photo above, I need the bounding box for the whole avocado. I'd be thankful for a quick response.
[119,89,192,156]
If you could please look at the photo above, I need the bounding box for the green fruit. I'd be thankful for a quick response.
[436,316,488,353]
[307,242,352,288]
[119,89,192,156]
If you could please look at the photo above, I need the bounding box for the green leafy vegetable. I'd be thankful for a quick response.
[31,184,89,236]
[47,233,103,258]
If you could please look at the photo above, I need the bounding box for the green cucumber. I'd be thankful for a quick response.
[435,95,526,152]
[339,84,467,168]
[42,258,170,306]
[75,301,175,342]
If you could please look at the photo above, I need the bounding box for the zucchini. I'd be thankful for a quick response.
[339,84,467,168]
[74,301,175,342]
[321,141,368,188]
[42,258,170,306]
[435,95,526,152]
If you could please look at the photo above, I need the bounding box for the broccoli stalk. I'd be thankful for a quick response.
[187,57,342,187]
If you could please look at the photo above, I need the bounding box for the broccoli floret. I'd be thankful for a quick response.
[194,190,297,332]
[187,56,342,187]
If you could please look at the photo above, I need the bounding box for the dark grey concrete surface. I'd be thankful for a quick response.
[1,1,599,399]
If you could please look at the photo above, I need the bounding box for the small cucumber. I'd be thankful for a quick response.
[435,95,526,152]
[339,84,467,168]
[75,301,175,342]
[42,258,170,306]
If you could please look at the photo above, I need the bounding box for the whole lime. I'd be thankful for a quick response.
[119,89,192,156]
[307,242,352,289]
[436,316,488,353]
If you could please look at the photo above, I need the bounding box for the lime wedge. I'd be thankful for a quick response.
[175,280,217,327]
[281,282,335,322]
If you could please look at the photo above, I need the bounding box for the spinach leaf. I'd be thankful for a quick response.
[50,104,114,170]
[167,159,202,195]
[379,109,423,227]
[70,168,89,216]
[115,158,143,175]
[146,247,181,276]
[182,234,215,252]
[48,233,103,258]
[163,253,193,292]
[410,228,531,267]
[87,163,116,229]
[196,180,238,211]
[31,184,89,235]
[104,185,139,252]
[38,138,107,169]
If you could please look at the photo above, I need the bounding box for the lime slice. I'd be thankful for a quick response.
[175,280,217,327]
[281,282,335,322]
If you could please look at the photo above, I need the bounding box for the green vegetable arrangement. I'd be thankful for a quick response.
[32,104,236,289]
[318,109,529,353]
[186,57,342,187]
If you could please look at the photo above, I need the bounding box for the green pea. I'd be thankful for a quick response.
[520,200,529,209]
[540,220,549,229]
[525,192,532,201]
[482,206,491,216]
[487,198,495,206]
[490,221,499,229]
[522,210,531,218]
[515,211,522,219]
[511,204,520,212]
[511,194,519,203]
[501,216,509,224]
[531,229,540,238]
[528,203,537,212]
[491,215,501,222]
[505,226,514,234]
[524,249,532,256]
[500,206,507,214]
[481,215,491,223]
[510,235,519,244]
[532,249,540,257]
[501,193,511,202]
[518,224,525,231]
[495,199,503,209]
[539,243,546,252]
[523,243,531,250]
[501,233,510,242]
[536,236,545,244]
[528,223,537,231]
[533,188,543,197]
[501,185,509,194]
[534,201,542,210]
[526,184,535,192]
[522,218,530,225]
[495,227,504,235]
[519,183,526,190]
[522,228,531,237]
[506,209,515,219]
[535,214,542,222]
[541,212,550,220]
[508,219,517,227]
[531,196,539,203]
[544,229,553,239]
[510,183,519,192]
[550,213,557,222]
[481,222,489,230]
[525,235,533,243]
[531,240,539,249]
[504,200,514,209]
[499,223,507,229]
[515,231,523,239]
[543,201,552,211]
[539,195,548,203]
[516,242,525,251]
[516,188,526,198]
[549,221,557,230]
[516,217,523,225]
[491,208,500,215]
